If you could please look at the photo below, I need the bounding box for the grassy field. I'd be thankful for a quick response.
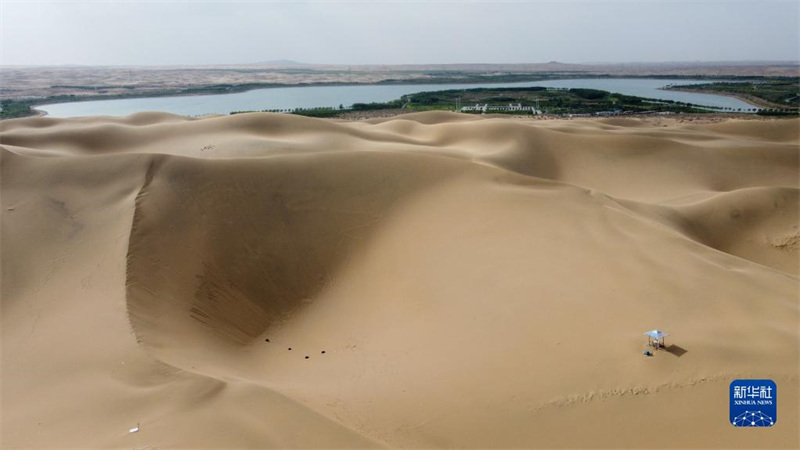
[400,87,712,114]
[0,99,39,119]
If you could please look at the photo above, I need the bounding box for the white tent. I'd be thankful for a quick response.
[644,330,668,348]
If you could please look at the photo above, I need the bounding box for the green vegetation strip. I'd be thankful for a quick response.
[233,87,729,117]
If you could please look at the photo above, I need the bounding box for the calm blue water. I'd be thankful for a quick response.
[37,78,756,117]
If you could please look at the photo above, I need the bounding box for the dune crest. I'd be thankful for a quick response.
[2,113,798,448]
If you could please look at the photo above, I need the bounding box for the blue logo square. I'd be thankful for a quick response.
[730,379,776,427]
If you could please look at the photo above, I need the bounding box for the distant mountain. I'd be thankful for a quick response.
[254,59,307,66]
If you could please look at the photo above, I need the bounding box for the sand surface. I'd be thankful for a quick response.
[2,112,798,448]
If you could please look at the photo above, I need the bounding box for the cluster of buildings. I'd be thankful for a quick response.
[460,103,541,114]
[564,110,677,118]
[458,103,684,117]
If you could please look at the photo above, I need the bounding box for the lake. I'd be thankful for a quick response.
[37,78,756,118]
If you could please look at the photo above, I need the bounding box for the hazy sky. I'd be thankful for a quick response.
[2,1,798,66]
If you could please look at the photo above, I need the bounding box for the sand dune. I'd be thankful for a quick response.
[2,113,798,448]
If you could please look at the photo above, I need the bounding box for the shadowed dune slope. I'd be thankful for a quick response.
[126,150,474,363]
[1,113,798,448]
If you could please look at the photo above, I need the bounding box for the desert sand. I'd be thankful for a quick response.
[1,112,798,448]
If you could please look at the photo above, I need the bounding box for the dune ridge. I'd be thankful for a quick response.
[2,112,798,448]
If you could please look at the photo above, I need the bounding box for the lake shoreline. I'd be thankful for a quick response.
[18,77,761,119]
[7,79,432,119]
[663,87,771,109]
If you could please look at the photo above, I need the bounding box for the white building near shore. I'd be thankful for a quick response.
[461,103,541,114]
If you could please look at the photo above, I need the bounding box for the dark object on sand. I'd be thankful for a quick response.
[643,350,652,357]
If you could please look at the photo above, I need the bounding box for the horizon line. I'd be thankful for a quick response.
[3,59,800,68]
